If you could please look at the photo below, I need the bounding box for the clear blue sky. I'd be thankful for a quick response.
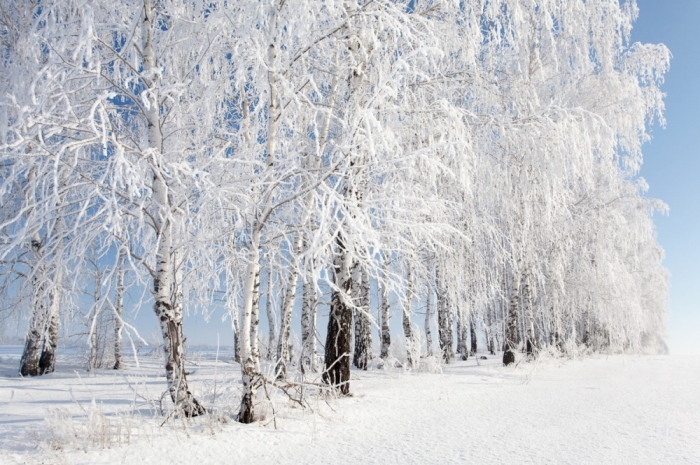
[632,0,700,354]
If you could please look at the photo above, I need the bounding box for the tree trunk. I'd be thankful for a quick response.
[39,310,60,375]
[20,291,46,377]
[155,248,204,416]
[238,16,285,419]
[469,311,478,356]
[38,294,59,374]
[424,289,433,357]
[144,0,203,418]
[457,311,468,360]
[276,234,301,380]
[403,264,416,368]
[582,297,591,347]
[351,273,365,369]
[352,266,364,368]
[485,304,496,355]
[550,308,563,352]
[436,266,453,364]
[503,274,519,366]
[250,267,261,372]
[88,262,102,371]
[19,236,47,377]
[232,315,240,363]
[266,264,276,361]
[39,227,62,375]
[89,312,99,370]
[379,276,391,360]
[238,230,261,423]
[353,266,372,369]
[113,252,125,370]
[437,296,452,364]
[300,267,318,375]
[523,272,537,357]
[323,235,352,395]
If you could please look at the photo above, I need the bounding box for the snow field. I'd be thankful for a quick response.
[1,349,698,464]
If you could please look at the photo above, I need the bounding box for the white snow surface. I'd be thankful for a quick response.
[0,347,698,464]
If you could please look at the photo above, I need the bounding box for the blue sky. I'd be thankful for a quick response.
[632,0,700,354]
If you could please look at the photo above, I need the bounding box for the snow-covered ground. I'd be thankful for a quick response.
[0,347,697,464]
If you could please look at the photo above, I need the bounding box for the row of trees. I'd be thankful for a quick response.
[0,0,668,422]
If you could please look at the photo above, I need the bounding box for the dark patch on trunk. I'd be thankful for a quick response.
[323,289,352,395]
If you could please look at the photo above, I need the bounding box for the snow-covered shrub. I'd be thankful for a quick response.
[417,356,443,374]
[44,402,137,451]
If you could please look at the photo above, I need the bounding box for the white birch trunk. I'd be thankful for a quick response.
[379,265,391,359]
[352,264,372,369]
[19,233,48,377]
[39,281,60,374]
[424,289,433,357]
[113,251,125,370]
[435,264,453,364]
[39,210,62,375]
[503,272,520,366]
[275,234,302,380]
[19,168,48,377]
[485,303,496,355]
[238,229,261,423]
[237,11,284,419]
[89,313,99,370]
[457,310,468,361]
[250,268,261,371]
[523,271,537,357]
[143,0,203,416]
[469,311,478,356]
[403,264,417,368]
[266,264,276,361]
[232,313,240,363]
[300,261,318,375]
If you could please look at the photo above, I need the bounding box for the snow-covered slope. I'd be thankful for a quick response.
[0,348,697,464]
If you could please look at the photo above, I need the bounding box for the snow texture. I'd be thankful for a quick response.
[0,346,697,464]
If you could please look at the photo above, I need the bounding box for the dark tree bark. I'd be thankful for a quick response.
[38,317,58,374]
[485,304,496,355]
[457,314,468,361]
[469,312,478,356]
[352,266,372,369]
[379,276,391,360]
[503,276,519,366]
[323,236,352,395]
[324,294,352,394]
[437,300,453,363]
[435,266,453,364]
[300,265,318,375]
[153,249,205,417]
[582,298,592,347]
[403,265,416,368]
[39,249,62,375]
[155,280,206,417]
[232,316,240,363]
[19,296,46,377]
[524,273,537,357]
[19,237,48,377]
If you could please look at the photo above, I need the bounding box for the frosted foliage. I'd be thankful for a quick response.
[0,0,668,417]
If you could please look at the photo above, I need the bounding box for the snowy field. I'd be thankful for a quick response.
[0,347,698,464]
